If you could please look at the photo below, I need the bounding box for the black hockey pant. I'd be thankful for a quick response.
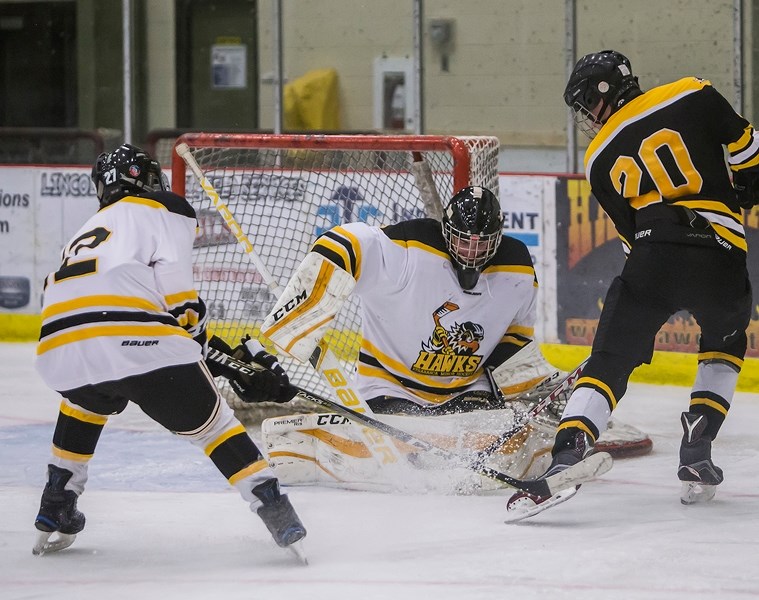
[557,241,751,445]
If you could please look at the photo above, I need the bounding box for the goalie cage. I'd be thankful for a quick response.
[171,132,652,460]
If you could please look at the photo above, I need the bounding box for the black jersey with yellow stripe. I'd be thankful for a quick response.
[585,77,755,254]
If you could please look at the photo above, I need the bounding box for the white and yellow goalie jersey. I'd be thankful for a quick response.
[35,191,206,391]
[311,219,538,406]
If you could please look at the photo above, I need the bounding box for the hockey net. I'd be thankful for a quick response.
[172,133,652,459]
[171,133,499,416]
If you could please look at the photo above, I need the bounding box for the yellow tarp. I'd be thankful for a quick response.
[284,68,340,131]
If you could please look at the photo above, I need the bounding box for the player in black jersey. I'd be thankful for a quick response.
[508,50,759,518]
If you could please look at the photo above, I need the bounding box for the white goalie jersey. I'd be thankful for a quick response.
[35,191,206,391]
[266,218,540,406]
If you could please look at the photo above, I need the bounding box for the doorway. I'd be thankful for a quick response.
[175,0,258,130]
[0,1,77,127]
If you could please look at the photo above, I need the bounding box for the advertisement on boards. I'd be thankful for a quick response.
[554,176,759,357]
[0,166,96,313]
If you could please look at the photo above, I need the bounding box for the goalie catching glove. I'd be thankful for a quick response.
[206,335,294,403]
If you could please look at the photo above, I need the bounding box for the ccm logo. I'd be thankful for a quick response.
[317,414,350,426]
[272,290,307,321]
[121,340,159,346]
[635,229,651,240]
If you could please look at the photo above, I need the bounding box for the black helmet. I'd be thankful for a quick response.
[442,186,503,290]
[91,143,169,207]
[563,50,642,138]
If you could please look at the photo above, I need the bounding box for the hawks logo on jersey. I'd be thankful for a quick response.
[412,302,484,376]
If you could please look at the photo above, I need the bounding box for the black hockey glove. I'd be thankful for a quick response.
[205,335,293,404]
[732,170,759,209]
[230,335,293,404]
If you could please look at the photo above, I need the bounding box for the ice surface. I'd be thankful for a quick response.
[2,342,759,600]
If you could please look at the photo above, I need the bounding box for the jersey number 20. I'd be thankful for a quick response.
[610,129,704,201]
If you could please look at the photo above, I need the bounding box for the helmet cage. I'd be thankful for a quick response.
[442,220,502,270]
[570,100,606,139]
[443,188,503,270]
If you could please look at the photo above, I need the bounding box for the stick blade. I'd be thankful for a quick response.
[545,451,613,495]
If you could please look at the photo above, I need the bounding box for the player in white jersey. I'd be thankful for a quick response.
[258,186,559,490]
[32,144,306,557]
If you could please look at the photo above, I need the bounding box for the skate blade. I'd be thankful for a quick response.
[680,481,717,505]
[504,486,579,524]
[286,540,308,565]
[32,531,77,556]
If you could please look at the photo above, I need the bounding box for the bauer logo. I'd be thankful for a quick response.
[121,340,159,346]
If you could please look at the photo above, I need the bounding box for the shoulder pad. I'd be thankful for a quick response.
[137,190,196,219]
[490,235,533,267]
[382,218,447,253]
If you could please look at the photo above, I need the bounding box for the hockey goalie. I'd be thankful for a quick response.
[250,186,647,493]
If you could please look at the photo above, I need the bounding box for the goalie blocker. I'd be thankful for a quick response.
[261,253,355,363]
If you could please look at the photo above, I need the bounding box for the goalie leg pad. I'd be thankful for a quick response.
[260,253,356,362]
[261,413,395,492]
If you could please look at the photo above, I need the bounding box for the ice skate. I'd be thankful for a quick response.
[505,430,593,523]
[252,478,308,563]
[678,412,723,505]
[33,465,85,556]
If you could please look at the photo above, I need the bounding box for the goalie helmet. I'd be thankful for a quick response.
[442,186,503,290]
[563,50,642,139]
[91,143,169,207]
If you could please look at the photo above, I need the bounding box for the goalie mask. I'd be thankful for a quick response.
[563,50,642,139]
[442,186,503,290]
[91,143,169,207]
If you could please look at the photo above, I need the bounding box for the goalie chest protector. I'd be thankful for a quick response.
[312,219,538,406]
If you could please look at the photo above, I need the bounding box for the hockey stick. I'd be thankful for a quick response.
[474,359,589,467]
[176,142,404,467]
[411,152,444,220]
[431,301,459,352]
[205,347,611,496]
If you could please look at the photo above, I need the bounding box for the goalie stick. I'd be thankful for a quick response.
[176,142,405,468]
[475,358,589,467]
[410,151,444,220]
[205,347,612,496]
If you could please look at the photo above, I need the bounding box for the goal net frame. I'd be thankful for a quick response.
[172,133,498,397]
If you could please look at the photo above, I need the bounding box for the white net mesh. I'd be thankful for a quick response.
[174,134,500,422]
